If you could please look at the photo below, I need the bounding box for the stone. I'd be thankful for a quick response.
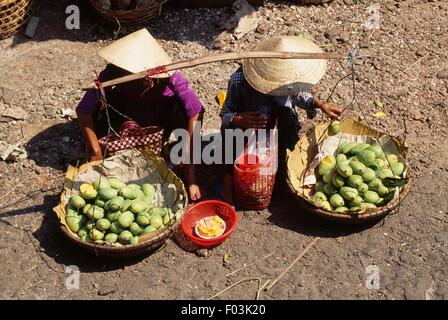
[435,232,448,243]
[98,284,116,296]
[195,248,209,258]
[324,29,338,41]
[1,87,17,104]
[399,252,419,265]
[404,287,421,300]
[436,69,448,80]
[0,107,27,121]
[395,88,408,97]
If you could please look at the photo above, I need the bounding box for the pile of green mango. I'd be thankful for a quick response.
[65,177,174,247]
[312,141,406,213]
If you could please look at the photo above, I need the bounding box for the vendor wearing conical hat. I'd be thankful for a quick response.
[219,36,342,203]
[76,28,204,201]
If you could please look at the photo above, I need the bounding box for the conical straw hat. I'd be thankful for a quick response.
[98,28,172,77]
[242,36,327,96]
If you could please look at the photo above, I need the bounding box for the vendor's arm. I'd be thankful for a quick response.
[76,91,103,161]
[293,92,342,120]
[168,72,204,201]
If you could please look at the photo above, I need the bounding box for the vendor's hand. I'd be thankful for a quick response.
[185,165,202,201]
[319,103,342,120]
[232,111,268,129]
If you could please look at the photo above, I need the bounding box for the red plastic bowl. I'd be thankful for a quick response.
[180,200,237,248]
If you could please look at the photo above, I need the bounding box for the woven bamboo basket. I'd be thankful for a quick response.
[286,118,412,224]
[0,0,31,40]
[53,151,188,257]
[89,0,167,25]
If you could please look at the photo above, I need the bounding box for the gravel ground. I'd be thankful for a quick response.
[0,0,447,300]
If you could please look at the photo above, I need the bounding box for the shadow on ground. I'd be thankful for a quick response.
[24,120,84,170]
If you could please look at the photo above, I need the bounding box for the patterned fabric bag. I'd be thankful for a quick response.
[98,121,164,157]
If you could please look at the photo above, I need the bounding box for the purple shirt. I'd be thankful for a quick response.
[77,70,204,119]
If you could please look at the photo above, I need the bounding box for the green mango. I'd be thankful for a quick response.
[99,188,118,201]
[347,174,363,188]
[119,230,133,244]
[386,154,399,164]
[322,170,334,184]
[85,220,95,230]
[367,178,382,191]
[339,186,358,201]
[151,207,169,217]
[330,194,345,208]
[106,211,121,223]
[107,177,126,190]
[66,215,82,233]
[360,203,377,209]
[376,197,385,206]
[336,153,347,164]
[339,142,358,154]
[329,121,340,135]
[323,183,338,196]
[363,191,380,204]
[142,183,155,197]
[127,184,141,190]
[315,180,325,192]
[104,233,118,244]
[119,186,139,200]
[131,200,147,214]
[376,168,394,180]
[349,160,366,175]
[375,159,387,169]
[391,162,405,176]
[96,218,111,231]
[336,162,353,178]
[357,150,376,167]
[83,203,92,215]
[79,184,97,200]
[112,242,123,247]
[108,196,125,212]
[163,214,170,225]
[362,168,376,183]
[349,196,363,207]
[377,185,389,197]
[95,199,106,208]
[142,225,157,235]
[349,143,371,155]
[110,221,124,234]
[332,174,345,188]
[69,195,85,209]
[93,177,110,190]
[78,227,92,241]
[357,183,369,194]
[121,199,133,212]
[86,205,104,220]
[334,206,348,213]
[136,213,151,226]
[118,211,134,228]
[129,222,143,236]
[89,229,105,241]
[367,144,385,159]
[130,236,139,245]
[318,155,336,176]
[318,201,333,211]
[66,205,79,217]
[150,214,163,229]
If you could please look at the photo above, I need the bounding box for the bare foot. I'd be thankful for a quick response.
[221,173,234,204]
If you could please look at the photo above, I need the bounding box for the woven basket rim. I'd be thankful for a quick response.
[286,119,411,223]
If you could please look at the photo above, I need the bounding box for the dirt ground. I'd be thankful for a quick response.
[0,0,447,300]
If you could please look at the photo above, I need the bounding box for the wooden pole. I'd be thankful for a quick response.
[82,51,346,91]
